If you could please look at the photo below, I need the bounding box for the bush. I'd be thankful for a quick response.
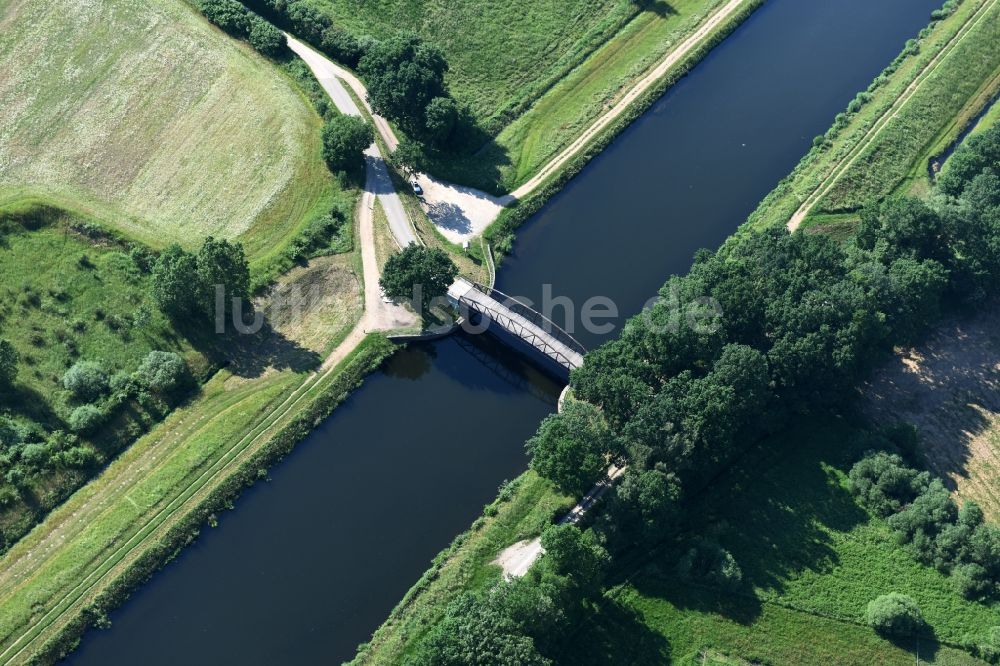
[849,451,929,517]
[676,538,743,591]
[68,405,104,434]
[953,562,993,600]
[321,115,374,172]
[865,593,926,636]
[136,351,188,394]
[62,361,109,402]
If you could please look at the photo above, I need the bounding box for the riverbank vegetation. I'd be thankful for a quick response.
[750,0,1000,230]
[0,0,340,268]
[357,51,1000,666]
[0,329,390,663]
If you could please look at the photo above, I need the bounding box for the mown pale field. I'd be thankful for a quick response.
[0,0,335,257]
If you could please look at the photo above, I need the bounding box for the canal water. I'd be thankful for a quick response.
[67,0,943,662]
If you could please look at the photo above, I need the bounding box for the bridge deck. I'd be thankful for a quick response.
[448,279,585,371]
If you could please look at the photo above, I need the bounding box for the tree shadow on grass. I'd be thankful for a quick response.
[221,320,322,379]
[632,570,763,627]
[558,596,671,665]
[176,315,322,380]
[689,419,870,600]
[640,0,679,17]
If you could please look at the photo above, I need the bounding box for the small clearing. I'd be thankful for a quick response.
[862,305,1000,520]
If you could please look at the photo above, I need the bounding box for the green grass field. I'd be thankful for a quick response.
[748,0,1000,230]
[0,207,214,547]
[301,0,640,132]
[417,0,735,191]
[561,416,998,665]
[0,0,339,262]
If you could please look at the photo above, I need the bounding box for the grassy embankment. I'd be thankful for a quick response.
[748,0,1000,232]
[354,473,575,664]
[0,327,392,664]
[0,0,343,273]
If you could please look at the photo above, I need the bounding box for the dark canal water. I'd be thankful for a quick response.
[67,0,943,662]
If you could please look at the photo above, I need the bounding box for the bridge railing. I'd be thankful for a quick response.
[462,281,587,365]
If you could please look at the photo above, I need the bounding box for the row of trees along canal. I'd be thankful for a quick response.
[400,122,1000,665]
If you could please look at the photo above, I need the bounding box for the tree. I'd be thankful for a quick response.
[321,115,374,172]
[405,593,550,666]
[0,339,19,390]
[152,244,202,318]
[358,34,449,138]
[849,452,930,517]
[197,236,250,316]
[865,593,926,636]
[610,467,681,541]
[424,96,458,147]
[199,0,250,36]
[321,26,363,67]
[539,524,609,596]
[391,137,428,177]
[379,245,457,311]
[62,361,109,402]
[526,400,614,497]
[136,351,189,394]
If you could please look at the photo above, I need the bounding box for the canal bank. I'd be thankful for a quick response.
[65,0,943,663]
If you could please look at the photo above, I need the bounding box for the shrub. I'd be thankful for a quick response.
[676,538,743,591]
[136,351,188,394]
[62,361,109,402]
[68,405,104,434]
[953,563,994,600]
[865,593,926,636]
[849,451,929,517]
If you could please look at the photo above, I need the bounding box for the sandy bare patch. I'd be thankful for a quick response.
[862,304,1000,519]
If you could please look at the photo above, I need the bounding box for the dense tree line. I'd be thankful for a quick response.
[239,0,465,151]
[199,0,287,57]
[407,125,1000,664]
[564,123,1000,551]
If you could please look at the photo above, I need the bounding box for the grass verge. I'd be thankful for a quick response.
[0,327,393,663]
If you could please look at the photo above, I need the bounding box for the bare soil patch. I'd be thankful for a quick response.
[862,304,1000,519]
